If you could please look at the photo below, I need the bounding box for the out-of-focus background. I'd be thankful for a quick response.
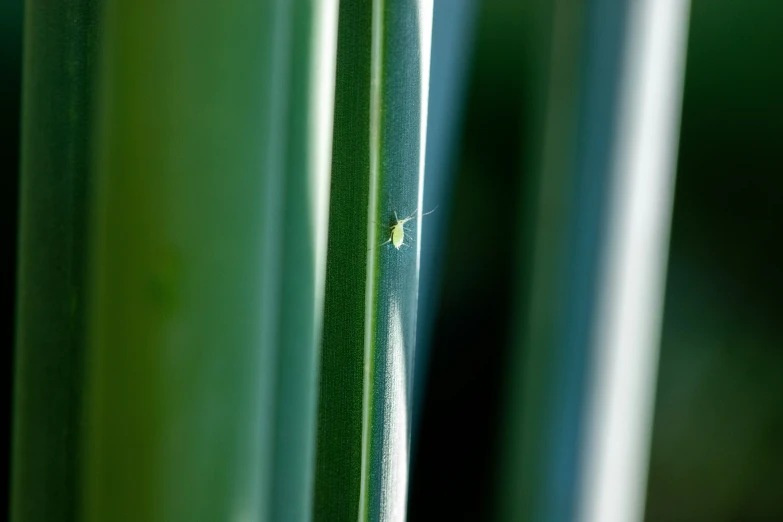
[2,0,23,517]
[408,1,783,521]
[2,0,781,521]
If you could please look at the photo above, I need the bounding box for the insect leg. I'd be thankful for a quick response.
[367,238,392,251]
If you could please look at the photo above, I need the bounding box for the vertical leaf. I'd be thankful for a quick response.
[315,1,433,520]
[12,0,99,520]
[84,2,286,519]
[83,0,339,520]
[497,0,690,521]
[272,1,339,521]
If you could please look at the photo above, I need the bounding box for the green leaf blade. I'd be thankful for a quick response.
[316,1,433,520]
[11,0,99,520]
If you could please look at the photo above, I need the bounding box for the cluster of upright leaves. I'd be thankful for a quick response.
[13,0,339,521]
[12,0,432,521]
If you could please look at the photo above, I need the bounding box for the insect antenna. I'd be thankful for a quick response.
[401,205,438,223]
[420,205,438,218]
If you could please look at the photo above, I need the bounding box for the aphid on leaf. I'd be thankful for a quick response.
[378,207,437,250]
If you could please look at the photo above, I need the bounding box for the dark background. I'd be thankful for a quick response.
[2,0,23,518]
[409,1,783,521]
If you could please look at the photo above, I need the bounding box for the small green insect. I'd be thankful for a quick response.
[378,207,437,250]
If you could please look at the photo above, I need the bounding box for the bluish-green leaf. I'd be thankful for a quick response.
[315,1,433,520]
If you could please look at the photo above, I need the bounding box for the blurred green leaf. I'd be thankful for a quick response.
[12,0,99,520]
[271,2,338,521]
[315,1,433,520]
[13,1,337,521]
